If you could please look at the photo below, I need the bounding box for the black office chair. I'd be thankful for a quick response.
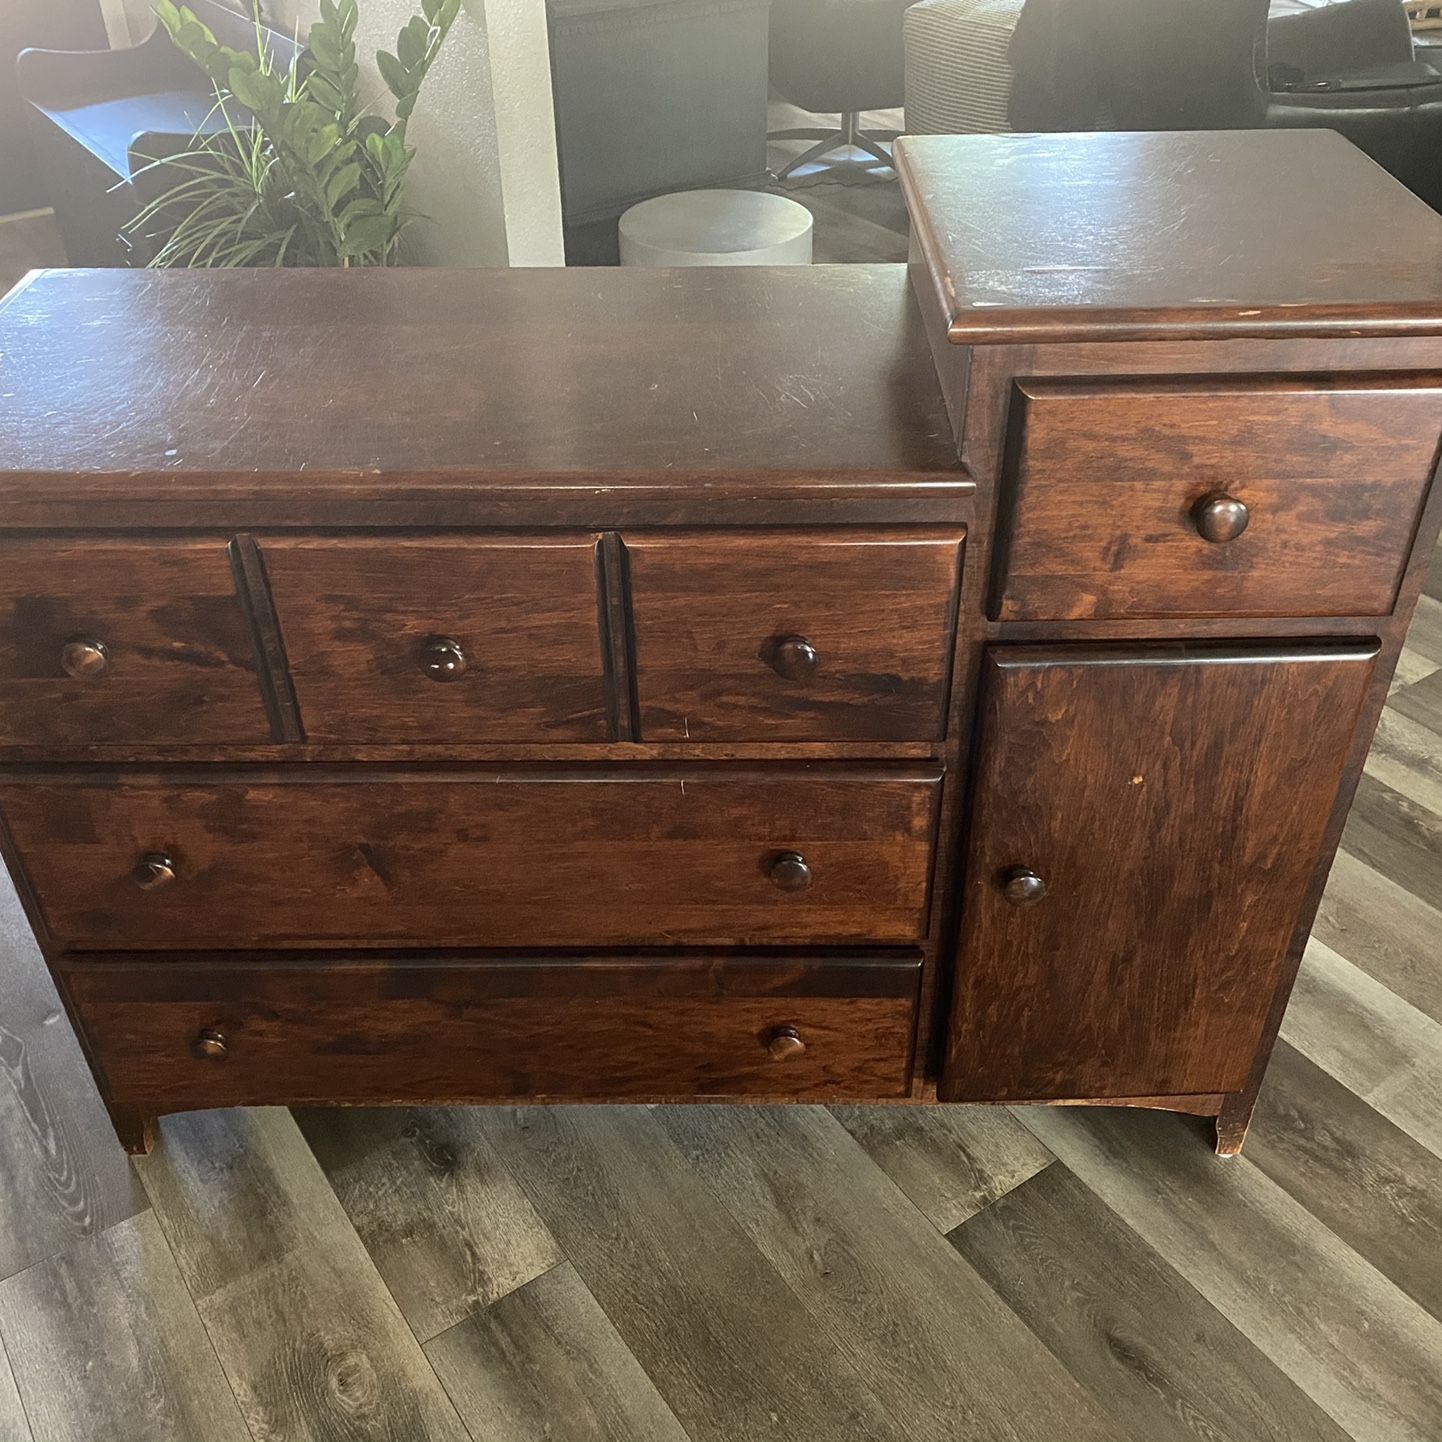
[1010,0,1442,212]
[768,0,917,179]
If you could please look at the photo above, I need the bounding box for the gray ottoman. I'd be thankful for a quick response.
[903,0,1025,134]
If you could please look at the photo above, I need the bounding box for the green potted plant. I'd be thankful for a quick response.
[135,0,462,266]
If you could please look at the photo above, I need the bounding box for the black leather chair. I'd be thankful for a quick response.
[1010,0,1442,212]
[767,0,917,179]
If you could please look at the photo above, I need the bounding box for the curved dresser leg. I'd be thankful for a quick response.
[1213,1092,1256,1158]
[107,1103,155,1157]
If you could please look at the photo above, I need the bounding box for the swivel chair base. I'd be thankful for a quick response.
[768,110,900,179]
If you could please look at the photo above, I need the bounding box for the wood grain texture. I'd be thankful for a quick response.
[1366,704,1442,820]
[294,1106,562,1343]
[659,1104,1119,1442]
[0,768,939,949]
[69,956,921,1107]
[262,535,611,743]
[136,1107,471,1442]
[1396,593,1442,682]
[1341,770,1442,914]
[897,129,1442,343]
[0,1332,32,1442]
[994,379,1441,620]
[1391,666,1442,727]
[1248,1040,1442,1320]
[0,538,270,747]
[1312,846,1442,1025]
[829,1103,1053,1232]
[943,643,1375,1101]
[950,1162,1351,1442]
[626,529,964,741]
[480,1105,905,1442]
[0,866,145,1283]
[1281,939,1442,1160]
[1024,1105,1442,1442]
[0,1211,250,1442]
[425,1261,688,1442]
[0,267,964,531]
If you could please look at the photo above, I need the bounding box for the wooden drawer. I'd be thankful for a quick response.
[261,536,610,742]
[995,379,1442,620]
[66,954,921,1105]
[0,538,270,745]
[626,529,965,740]
[0,768,939,949]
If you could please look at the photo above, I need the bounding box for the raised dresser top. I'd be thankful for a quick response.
[896,128,1442,345]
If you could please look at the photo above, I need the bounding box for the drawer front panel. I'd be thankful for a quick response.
[1,770,939,949]
[627,529,965,741]
[0,539,270,745]
[68,955,922,1104]
[996,380,1441,620]
[261,536,610,742]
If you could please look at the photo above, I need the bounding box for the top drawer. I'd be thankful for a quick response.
[262,536,609,743]
[627,529,965,741]
[0,538,270,746]
[994,379,1442,621]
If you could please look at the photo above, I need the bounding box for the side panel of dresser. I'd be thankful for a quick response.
[920,328,1442,1149]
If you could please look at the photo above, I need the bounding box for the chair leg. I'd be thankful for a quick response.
[772,111,898,181]
[774,133,850,181]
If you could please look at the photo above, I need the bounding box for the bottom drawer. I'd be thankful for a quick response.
[66,954,921,1106]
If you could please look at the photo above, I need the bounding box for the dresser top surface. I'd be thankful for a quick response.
[0,263,958,492]
[897,129,1442,344]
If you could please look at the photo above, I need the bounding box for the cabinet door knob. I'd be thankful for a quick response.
[768,851,812,892]
[60,638,109,678]
[1000,866,1047,905]
[191,1028,228,1060]
[765,1025,806,1061]
[421,636,467,682]
[1192,493,1250,544]
[133,853,177,890]
[770,635,819,682]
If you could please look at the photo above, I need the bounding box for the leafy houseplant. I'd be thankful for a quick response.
[136,0,462,266]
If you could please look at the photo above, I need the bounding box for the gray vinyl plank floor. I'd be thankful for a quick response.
[0,184,1441,1442]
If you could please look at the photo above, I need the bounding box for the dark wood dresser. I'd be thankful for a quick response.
[1,129,1439,1159]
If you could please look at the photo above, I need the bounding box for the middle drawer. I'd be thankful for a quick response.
[0,768,940,950]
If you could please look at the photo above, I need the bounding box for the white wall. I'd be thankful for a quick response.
[114,0,564,265]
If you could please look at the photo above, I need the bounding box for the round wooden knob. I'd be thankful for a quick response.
[190,1028,228,1060]
[133,853,177,890]
[421,636,467,682]
[770,635,819,682]
[765,1026,806,1061]
[768,851,812,892]
[60,638,109,678]
[1000,866,1047,905]
[1192,493,1249,544]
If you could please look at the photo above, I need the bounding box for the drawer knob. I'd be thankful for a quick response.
[133,853,177,890]
[766,1025,806,1061]
[1192,493,1250,544]
[1001,866,1047,906]
[768,851,813,892]
[190,1028,228,1061]
[60,638,109,678]
[421,636,467,682]
[770,635,819,682]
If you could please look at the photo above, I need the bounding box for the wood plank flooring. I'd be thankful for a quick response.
[0,188,1440,1442]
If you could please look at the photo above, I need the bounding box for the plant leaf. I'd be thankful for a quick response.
[325,160,361,207]
[376,49,409,99]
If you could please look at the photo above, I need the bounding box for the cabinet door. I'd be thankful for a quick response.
[941,642,1377,1102]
